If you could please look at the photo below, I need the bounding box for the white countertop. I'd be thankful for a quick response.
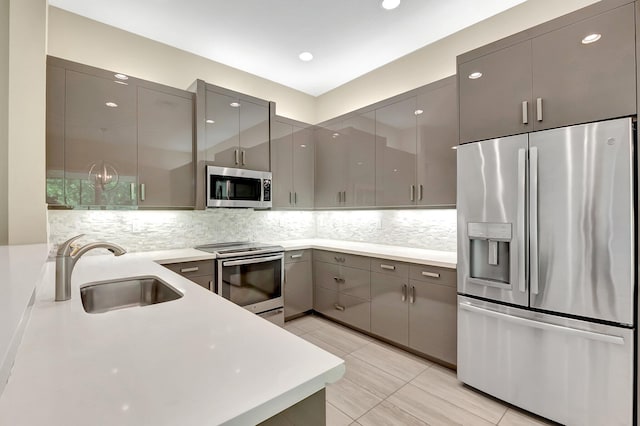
[0,250,344,426]
[272,239,457,269]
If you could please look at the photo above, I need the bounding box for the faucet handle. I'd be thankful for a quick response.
[57,234,85,256]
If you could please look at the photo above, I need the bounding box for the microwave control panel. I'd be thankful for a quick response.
[263,179,271,201]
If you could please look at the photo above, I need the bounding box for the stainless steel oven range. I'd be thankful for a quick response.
[196,242,284,326]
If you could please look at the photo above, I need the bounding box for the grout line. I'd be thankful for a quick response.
[327,401,356,423]
[496,408,508,425]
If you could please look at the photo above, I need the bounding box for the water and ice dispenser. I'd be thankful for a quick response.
[467,223,512,287]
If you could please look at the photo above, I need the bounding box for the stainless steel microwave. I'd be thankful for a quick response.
[206,165,272,208]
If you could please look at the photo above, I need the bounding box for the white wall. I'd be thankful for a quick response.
[315,0,599,122]
[46,7,317,125]
[5,0,48,244]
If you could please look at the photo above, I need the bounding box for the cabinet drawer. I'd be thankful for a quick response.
[189,275,214,291]
[285,249,311,264]
[164,260,214,278]
[314,261,371,300]
[370,258,409,278]
[313,250,370,270]
[409,264,456,287]
[314,286,371,332]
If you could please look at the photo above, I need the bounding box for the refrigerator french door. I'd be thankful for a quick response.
[456,117,635,425]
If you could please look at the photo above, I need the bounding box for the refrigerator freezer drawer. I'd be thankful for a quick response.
[457,296,633,426]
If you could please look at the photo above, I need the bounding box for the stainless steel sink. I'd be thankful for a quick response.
[80,276,183,314]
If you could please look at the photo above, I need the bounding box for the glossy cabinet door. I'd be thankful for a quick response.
[370,272,409,346]
[314,286,371,332]
[375,97,417,206]
[314,126,346,208]
[239,99,270,171]
[458,41,533,143]
[408,279,457,366]
[292,126,315,208]
[64,69,138,207]
[284,254,313,319]
[46,65,66,206]
[204,89,240,168]
[416,80,457,206]
[270,120,294,208]
[531,3,636,131]
[343,112,376,207]
[137,86,194,208]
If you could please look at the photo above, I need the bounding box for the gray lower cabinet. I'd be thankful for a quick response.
[314,286,371,332]
[371,272,409,345]
[284,250,313,319]
[163,260,214,290]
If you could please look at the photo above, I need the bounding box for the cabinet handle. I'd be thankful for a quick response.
[294,192,297,204]
[130,183,136,200]
[289,192,292,204]
[242,150,246,165]
[290,254,303,259]
[181,266,199,273]
[380,264,396,270]
[343,191,347,203]
[333,277,344,283]
[410,185,415,202]
[234,149,240,165]
[409,286,415,304]
[337,191,342,203]
[140,183,146,202]
[522,101,528,124]
[208,281,214,291]
[334,304,345,311]
[536,98,543,122]
[418,184,423,201]
[402,284,407,302]
[421,271,440,278]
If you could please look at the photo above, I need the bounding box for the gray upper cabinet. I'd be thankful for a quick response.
[314,125,346,208]
[137,86,195,208]
[458,1,636,143]
[458,41,533,144]
[271,118,314,209]
[531,3,636,131]
[46,57,195,209]
[416,79,457,206]
[203,85,270,171]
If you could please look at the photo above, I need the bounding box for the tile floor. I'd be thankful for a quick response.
[284,314,556,426]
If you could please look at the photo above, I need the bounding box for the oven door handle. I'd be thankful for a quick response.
[222,254,284,267]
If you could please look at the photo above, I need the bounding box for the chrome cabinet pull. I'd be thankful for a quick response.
[333,277,345,283]
[410,185,415,201]
[418,184,423,201]
[130,183,136,200]
[342,191,346,203]
[409,286,415,304]
[517,148,527,293]
[536,98,543,122]
[380,264,396,271]
[294,192,297,204]
[334,304,345,311]
[337,191,342,203]
[530,147,539,295]
[289,192,292,204]
[180,266,199,273]
[241,150,246,165]
[290,254,303,259]
[235,149,239,165]
[522,101,528,124]
[140,183,146,201]
[401,284,407,302]
[421,271,440,278]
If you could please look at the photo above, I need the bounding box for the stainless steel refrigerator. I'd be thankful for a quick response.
[456,117,635,425]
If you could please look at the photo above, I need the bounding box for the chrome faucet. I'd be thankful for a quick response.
[55,234,126,301]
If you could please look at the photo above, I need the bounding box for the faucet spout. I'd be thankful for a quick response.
[55,235,127,302]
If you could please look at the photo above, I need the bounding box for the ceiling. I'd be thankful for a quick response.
[49,0,527,96]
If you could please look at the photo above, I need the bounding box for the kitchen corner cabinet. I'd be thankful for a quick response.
[163,259,215,290]
[284,250,313,320]
[202,83,270,171]
[458,1,636,143]
[45,57,195,209]
[271,119,314,209]
[314,112,376,208]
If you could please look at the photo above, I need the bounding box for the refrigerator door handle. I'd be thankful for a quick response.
[517,148,527,293]
[530,147,539,295]
[459,302,625,345]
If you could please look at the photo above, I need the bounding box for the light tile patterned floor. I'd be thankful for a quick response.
[285,315,557,426]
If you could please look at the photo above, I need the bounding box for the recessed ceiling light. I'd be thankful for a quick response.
[113,81,128,85]
[300,144,307,148]
[468,72,483,79]
[206,119,215,124]
[299,52,313,62]
[229,102,240,108]
[414,109,423,116]
[114,73,128,80]
[105,102,118,108]
[332,133,340,139]
[381,0,401,10]
[581,33,601,44]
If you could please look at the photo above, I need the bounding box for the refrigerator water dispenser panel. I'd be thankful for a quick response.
[468,222,512,285]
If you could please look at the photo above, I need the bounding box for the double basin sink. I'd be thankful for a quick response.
[80,276,183,314]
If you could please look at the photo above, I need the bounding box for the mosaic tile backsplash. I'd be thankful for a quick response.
[48,209,457,253]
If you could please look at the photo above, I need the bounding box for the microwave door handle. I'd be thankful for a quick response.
[226,180,231,200]
[222,254,284,267]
